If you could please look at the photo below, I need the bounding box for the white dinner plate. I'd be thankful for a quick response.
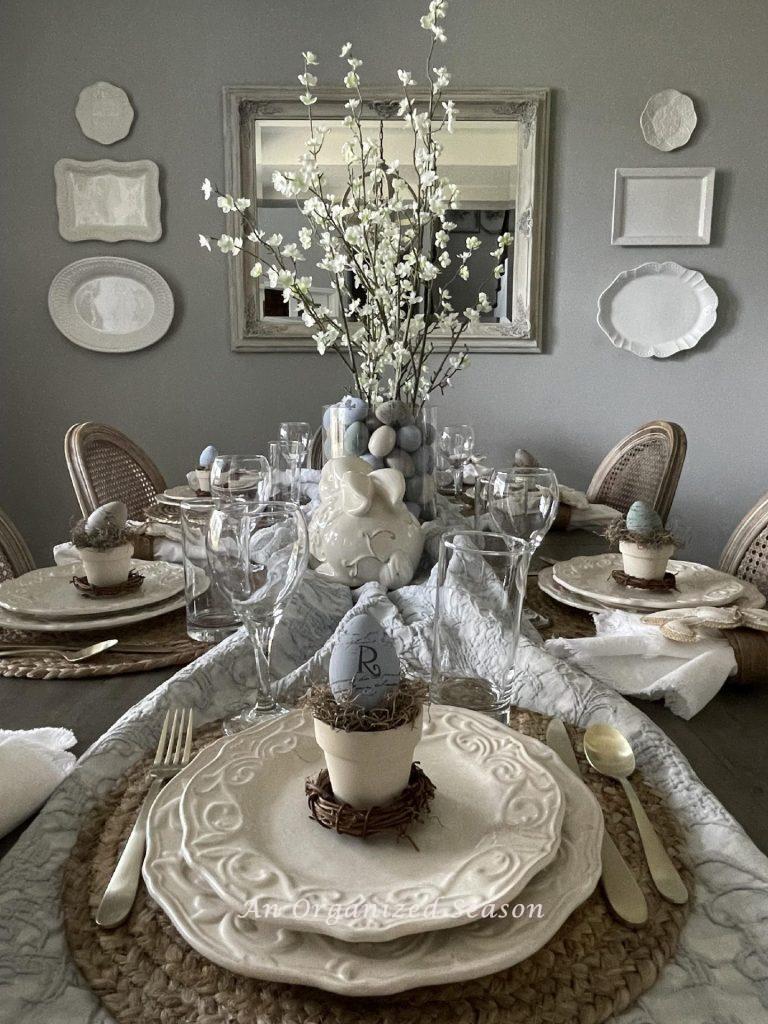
[553,554,746,611]
[177,705,565,943]
[0,591,186,633]
[538,565,765,614]
[144,713,602,996]
[157,485,210,508]
[0,560,184,619]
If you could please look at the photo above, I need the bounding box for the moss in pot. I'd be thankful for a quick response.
[604,501,681,581]
[71,501,135,587]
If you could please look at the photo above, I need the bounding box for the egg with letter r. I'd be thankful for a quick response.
[328,613,400,710]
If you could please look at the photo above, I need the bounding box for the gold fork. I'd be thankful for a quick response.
[95,708,194,928]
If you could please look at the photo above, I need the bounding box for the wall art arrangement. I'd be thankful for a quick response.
[49,82,172,352]
[597,88,719,359]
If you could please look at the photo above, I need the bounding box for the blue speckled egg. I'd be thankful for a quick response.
[199,445,218,469]
[360,452,384,470]
[412,445,435,475]
[339,395,369,423]
[343,421,370,456]
[385,449,415,478]
[397,425,422,453]
[328,613,401,710]
[86,500,128,532]
[625,500,662,536]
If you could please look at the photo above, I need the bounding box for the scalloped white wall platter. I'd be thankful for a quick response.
[75,81,134,144]
[144,707,603,996]
[54,158,161,242]
[640,89,697,151]
[597,261,717,358]
[611,168,715,246]
[48,257,174,353]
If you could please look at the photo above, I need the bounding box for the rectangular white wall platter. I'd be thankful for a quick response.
[611,167,715,245]
[54,158,162,242]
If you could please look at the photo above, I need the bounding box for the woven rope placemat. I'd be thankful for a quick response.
[0,610,210,679]
[62,710,692,1024]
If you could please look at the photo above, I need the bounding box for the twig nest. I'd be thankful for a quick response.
[625,500,663,536]
[198,444,218,469]
[329,613,400,711]
[85,501,128,533]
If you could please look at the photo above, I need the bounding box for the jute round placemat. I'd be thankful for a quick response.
[62,710,692,1024]
[0,610,210,679]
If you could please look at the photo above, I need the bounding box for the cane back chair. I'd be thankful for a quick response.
[719,491,768,598]
[0,506,35,582]
[586,420,687,524]
[64,422,167,521]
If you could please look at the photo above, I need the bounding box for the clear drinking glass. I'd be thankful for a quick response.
[438,423,475,496]
[267,442,287,500]
[279,421,311,503]
[207,501,309,734]
[210,455,271,503]
[180,500,242,643]
[431,530,527,721]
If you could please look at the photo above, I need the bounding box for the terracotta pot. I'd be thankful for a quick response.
[313,709,423,809]
[619,539,674,580]
[75,542,134,587]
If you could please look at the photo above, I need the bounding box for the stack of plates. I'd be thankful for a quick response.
[0,560,186,633]
[538,554,766,614]
[143,705,604,996]
[157,485,209,509]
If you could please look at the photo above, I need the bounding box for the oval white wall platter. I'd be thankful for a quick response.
[48,257,174,353]
[597,261,718,358]
[640,89,697,151]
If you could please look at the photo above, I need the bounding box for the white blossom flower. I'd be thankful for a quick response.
[298,72,317,87]
[281,243,303,261]
[493,263,505,279]
[347,57,362,69]
[217,194,237,213]
[247,229,264,242]
[497,231,514,247]
[397,69,415,86]
[250,261,263,278]
[458,264,470,280]
[464,306,480,324]
[298,226,313,249]
[419,259,439,281]
[432,66,450,89]
[343,70,360,89]
[198,234,211,251]
[339,41,352,57]
[441,99,457,133]
[265,233,283,248]
[466,235,481,251]
[302,50,319,65]
[234,197,251,212]
[438,251,451,268]
[272,171,291,194]
[201,178,213,201]
[477,292,493,313]
[217,234,242,255]
[299,91,317,106]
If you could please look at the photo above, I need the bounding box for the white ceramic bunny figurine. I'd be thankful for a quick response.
[309,456,424,589]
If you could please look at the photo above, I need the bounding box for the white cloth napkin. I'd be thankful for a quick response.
[0,727,77,838]
[566,502,621,531]
[545,609,737,719]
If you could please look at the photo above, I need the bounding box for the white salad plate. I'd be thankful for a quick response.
[157,485,210,507]
[537,565,765,615]
[640,89,697,152]
[0,560,184,619]
[48,257,174,353]
[0,591,186,633]
[596,261,718,359]
[178,705,566,944]
[144,713,602,996]
[552,554,748,611]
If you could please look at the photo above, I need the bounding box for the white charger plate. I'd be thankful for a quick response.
[157,485,210,508]
[538,565,765,614]
[144,715,602,996]
[177,705,565,943]
[553,554,746,611]
[0,591,186,633]
[0,560,184,619]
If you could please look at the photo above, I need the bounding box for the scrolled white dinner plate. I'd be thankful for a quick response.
[157,485,210,507]
[144,713,602,996]
[0,591,186,633]
[552,554,748,611]
[178,706,565,943]
[0,560,184,619]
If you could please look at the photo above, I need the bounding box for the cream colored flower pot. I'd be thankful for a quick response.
[619,539,674,581]
[76,542,134,587]
[314,709,423,809]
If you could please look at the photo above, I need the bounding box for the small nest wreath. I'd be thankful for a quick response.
[611,569,677,592]
[301,677,427,733]
[306,763,436,848]
[71,570,145,598]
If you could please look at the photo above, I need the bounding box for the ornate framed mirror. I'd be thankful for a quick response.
[223,87,549,353]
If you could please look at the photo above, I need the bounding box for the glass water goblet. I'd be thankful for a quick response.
[207,501,309,734]
[211,454,270,504]
[439,424,475,497]
[279,421,311,504]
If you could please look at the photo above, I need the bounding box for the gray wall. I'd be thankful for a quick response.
[1,0,766,565]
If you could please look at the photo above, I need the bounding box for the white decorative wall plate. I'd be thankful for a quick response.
[611,168,715,246]
[48,256,174,353]
[54,158,161,242]
[597,261,717,358]
[75,81,134,144]
[640,89,697,151]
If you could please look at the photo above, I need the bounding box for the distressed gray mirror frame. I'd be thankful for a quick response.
[223,86,549,353]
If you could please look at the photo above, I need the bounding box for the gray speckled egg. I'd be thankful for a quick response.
[360,452,384,470]
[405,474,436,504]
[328,613,400,710]
[368,424,397,458]
[412,445,435,475]
[397,425,422,453]
[625,500,662,536]
[343,421,370,456]
[374,400,414,428]
[421,421,436,445]
[86,500,128,532]
[514,448,538,468]
[386,449,415,478]
[199,445,218,469]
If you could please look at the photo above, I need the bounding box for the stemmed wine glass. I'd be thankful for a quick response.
[210,455,271,503]
[279,421,311,504]
[483,466,559,628]
[439,424,475,497]
[206,501,309,733]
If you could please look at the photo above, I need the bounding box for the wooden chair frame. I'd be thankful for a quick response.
[0,506,35,579]
[719,490,768,591]
[586,420,687,523]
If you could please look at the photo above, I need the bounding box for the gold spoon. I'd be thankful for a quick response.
[0,638,120,663]
[583,723,689,905]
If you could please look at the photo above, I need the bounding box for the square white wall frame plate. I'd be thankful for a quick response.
[611,167,715,246]
[54,158,162,242]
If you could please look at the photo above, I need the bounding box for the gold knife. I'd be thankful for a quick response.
[545,716,648,926]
